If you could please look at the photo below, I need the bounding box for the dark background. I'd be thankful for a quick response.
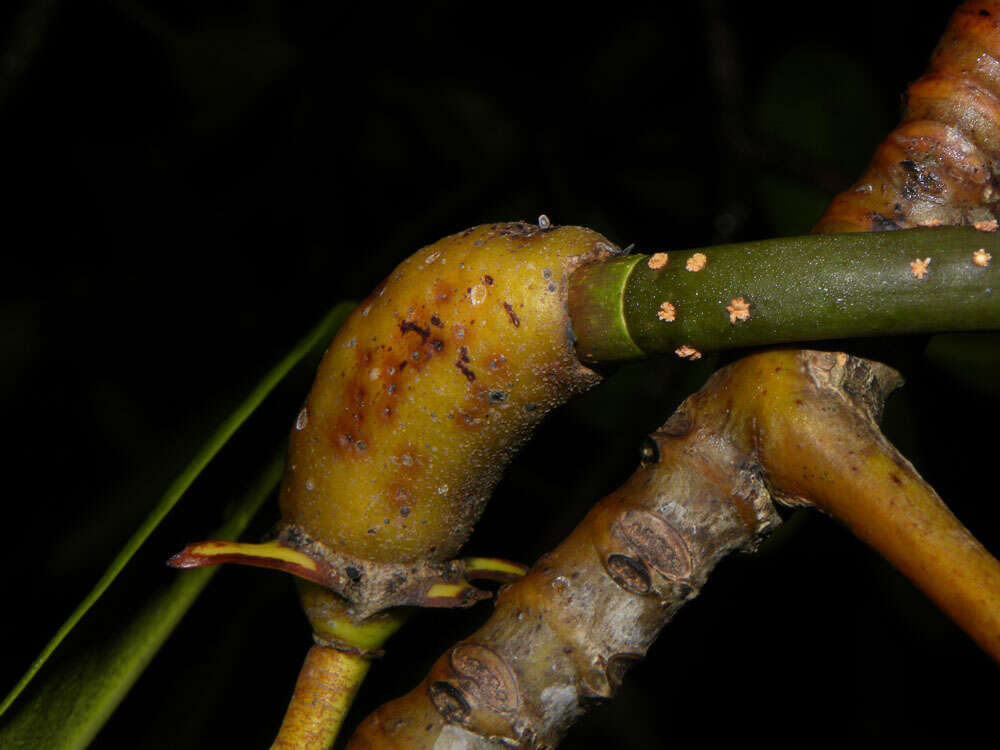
[1,1,997,748]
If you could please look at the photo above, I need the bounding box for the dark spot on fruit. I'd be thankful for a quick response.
[345,566,362,581]
[400,320,430,342]
[431,338,445,352]
[430,314,443,328]
[524,402,538,412]
[499,221,538,238]
[483,274,494,285]
[400,507,411,517]
[488,390,508,404]
[890,473,902,485]
[503,302,521,327]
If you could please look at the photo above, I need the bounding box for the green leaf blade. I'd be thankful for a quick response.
[0,453,283,750]
[0,301,355,737]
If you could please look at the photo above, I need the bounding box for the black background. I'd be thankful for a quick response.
[1,1,997,748]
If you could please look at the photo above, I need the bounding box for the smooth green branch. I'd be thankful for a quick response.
[569,227,1000,362]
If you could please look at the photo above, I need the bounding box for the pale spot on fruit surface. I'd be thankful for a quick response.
[657,301,676,322]
[974,219,998,232]
[973,248,992,267]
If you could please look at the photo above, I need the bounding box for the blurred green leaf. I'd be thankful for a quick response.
[0,301,355,723]
[0,451,284,750]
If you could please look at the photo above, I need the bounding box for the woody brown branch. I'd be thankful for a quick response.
[346,349,1000,748]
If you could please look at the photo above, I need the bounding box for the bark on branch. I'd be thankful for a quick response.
[347,349,1000,749]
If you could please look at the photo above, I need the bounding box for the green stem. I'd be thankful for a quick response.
[569,227,1000,362]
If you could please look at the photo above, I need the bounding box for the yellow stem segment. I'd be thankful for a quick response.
[761,387,1000,662]
[271,645,372,750]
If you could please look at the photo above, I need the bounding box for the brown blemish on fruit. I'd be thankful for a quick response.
[455,345,476,382]
[400,319,431,342]
[502,302,521,328]
[726,297,751,323]
[647,252,669,270]
[973,248,993,266]
[685,253,707,272]
[675,345,702,360]
[656,301,676,322]
[432,278,453,303]
[498,221,540,238]
[910,257,931,279]
[389,484,414,509]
